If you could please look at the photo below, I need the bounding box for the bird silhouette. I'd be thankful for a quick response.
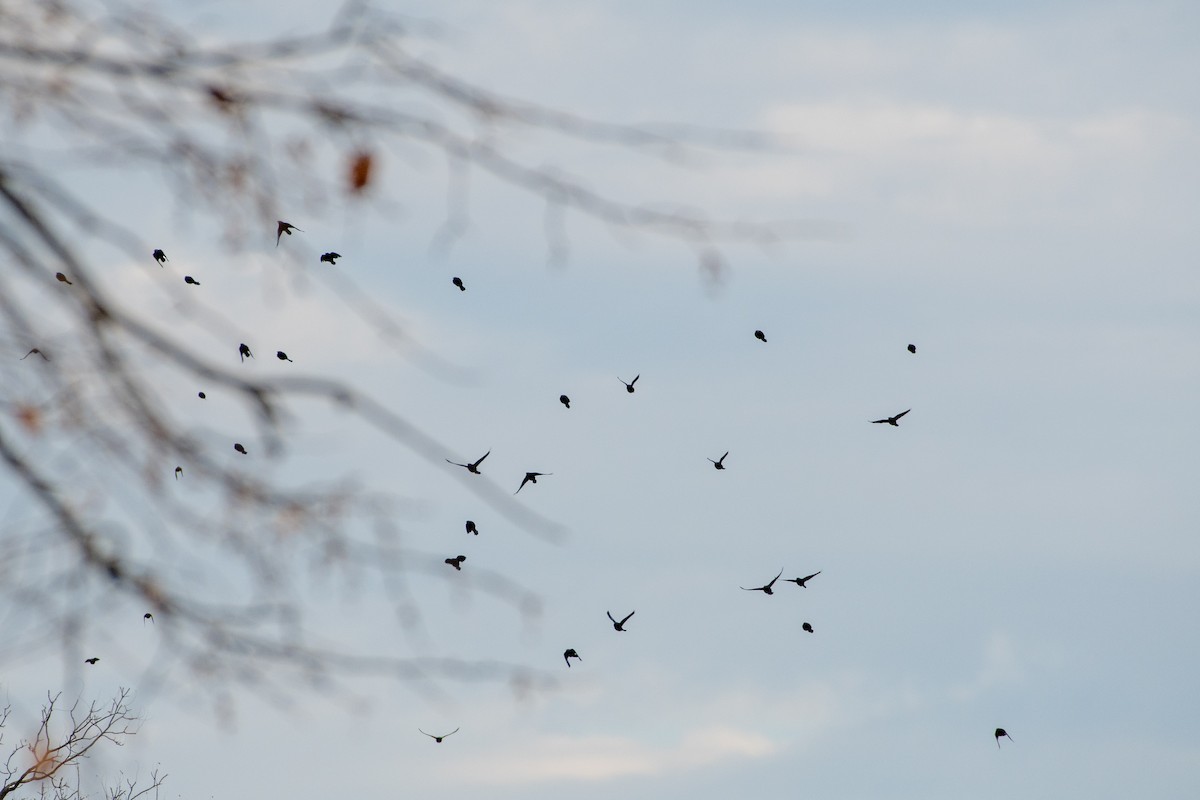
[197,392,206,399]
[174,466,182,480]
[994,728,1013,748]
[445,555,466,571]
[234,443,247,455]
[465,520,478,536]
[560,394,570,409]
[144,613,154,624]
[802,622,814,633]
[741,568,784,595]
[755,330,767,342]
[184,275,200,285]
[276,351,293,362]
[619,374,640,393]
[452,277,466,291]
[276,220,301,245]
[563,648,581,667]
[785,571,821,588]
[153,249,167,265]
[56,272,72,285]
[238,343,253,361]
[871,409,910,426]
[607,610,635,631]
[515,472,551,494]
[20,348,48,361]
[84,657,99,665]
[708,451,728,470]
[420,728,460,743]
[320,252,341,265]
[907,343,917,354]
[446,450,490,475]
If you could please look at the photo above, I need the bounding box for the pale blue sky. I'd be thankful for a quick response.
[2,1,1198,798]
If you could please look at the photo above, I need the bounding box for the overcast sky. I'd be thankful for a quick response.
[3,1,1199,798]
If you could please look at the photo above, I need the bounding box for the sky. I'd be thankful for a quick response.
[2,1,1199,798]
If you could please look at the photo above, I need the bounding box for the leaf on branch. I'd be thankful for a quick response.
[14,404,42,435]
[348,150,374,194]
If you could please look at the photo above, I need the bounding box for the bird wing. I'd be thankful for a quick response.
[446,459,467,468]
[473,450,491,467]
[444,728,460,738]
[515,476,530,494]
[720,452,729,461]
[739,586,760,591]
[765,568,784,588]
[802,571,821,582]
[870,418,889,424]
[606,611,617,624]
[894,409,911,420]
[631,374,640,385]
[620,611,635,625]
[419,729,435,738]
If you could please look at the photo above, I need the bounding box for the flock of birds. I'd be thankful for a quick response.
[41,220,1014,751]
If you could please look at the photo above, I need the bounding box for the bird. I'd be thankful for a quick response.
[153,249,167,265]
[619,374,640,393]
[56,272,72,285]
[995,728,1013,748]
[276,220,301,245]
[604,614,633,633]
[143,613,154,625]
[276,351,293,362]
[197,391,206,399]
[785,571,821,588]
[563,648,581,667]
[452,276,466,291]
[741,568,784,595]
[708,451,728,470]
[20,348,48,361]
[871,409,911,427]
[445,555,466,571]
[755,329,767,342]
[465,520,478,536]
[515,472,551,494]
[234,443,247,454]
[238,343,253,361]
[183,275,200,285]
[84,657,99,665]
[559,394,570,409]
[174,466,182,480]
[446,450,490,475]
[907,343,917,354]
[320,252,341,265]
[802,622,814,633]
[419,728,460,743]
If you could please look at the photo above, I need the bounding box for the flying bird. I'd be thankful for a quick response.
[619,374,640,393]
[515,472,551,494]
[174,466,182,480]
[452,276,466,291]
[995,728,1013,748]
[785,571,821,588]
[741,568,784,595]
[56,272,72,285]
[183,275,200,285]
[276,220,302,245]
[563,648,581,667]
[445,555,466,571]
[559,394,570,409]
[446,450,490,475]
[465,520,478,536]
[419,728,460,743]
[197,391,206,399]
[871,409,911,427]
[234,443,247,455]
[153,249,167,265]
[84,657,99,665]
[607,610,635,631]
[276,351,293,362]
[143,613,154,625]
[320,252,341,265]
[755,330,767,342]
[802,622,814,633]
[238,343,253,361]
[907,343,917,354]
[20,348,48,361]
[708,451,728,470]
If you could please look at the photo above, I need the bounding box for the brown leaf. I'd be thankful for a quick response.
[348,150,373,193]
